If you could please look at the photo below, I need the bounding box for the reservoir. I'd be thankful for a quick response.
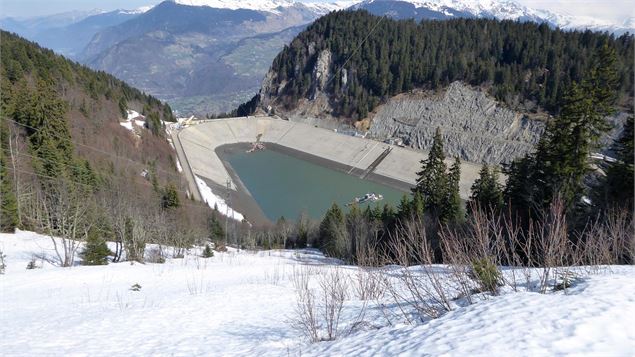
[223,145,408,222]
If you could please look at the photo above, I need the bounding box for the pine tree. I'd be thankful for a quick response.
[470,164,490,209]
[469,164,504,214]
[598,115,634,210]
[318,203,346,257]
[443,157,463,224]
[397,194,411,219]
[503,156,534,213]
[161,183,180,209]
[80,230,113,266]
[533,83,596,208]
[381,204,395,227]
[257,12,633,119]
[413,128,448,219]
[202,244,214,258]
[208,212,225,243]
[504,44,620,214]
[411,191,425,219]
[0,147,18,233]
[295,213,309,249]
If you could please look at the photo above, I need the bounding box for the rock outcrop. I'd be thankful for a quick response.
[368,82,545,164]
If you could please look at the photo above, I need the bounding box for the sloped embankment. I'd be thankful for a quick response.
[368,82,545,164]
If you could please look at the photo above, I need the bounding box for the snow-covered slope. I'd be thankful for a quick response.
[309,271,635,356]
[195,176,245,221]
[2,230,634,356]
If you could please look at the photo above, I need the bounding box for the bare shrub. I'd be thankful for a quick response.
[375,198,632,324]
[263,263,285,286]
[576,208,634,269]
[440,206,507,298]
[186,271,210,295]
[319,268,348,341]
[145,246,166,264]
[214,242,228,252]
[34,180,95,267]
[381,219,453,322]
[290,266,319,342]
[353,243,384,301]
[290,266,363,342]
[529,198,572,293]
[26,256,39,269]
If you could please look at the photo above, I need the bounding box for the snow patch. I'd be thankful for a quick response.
[591,152,618,163]
[126,109,142,121]
[195,175,245,221]
[118,5,154,15]
[119,109,146,135]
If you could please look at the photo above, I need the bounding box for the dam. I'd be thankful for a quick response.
[176,116,482,225]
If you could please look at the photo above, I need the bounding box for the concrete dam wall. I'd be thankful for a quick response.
[178,117,482,199]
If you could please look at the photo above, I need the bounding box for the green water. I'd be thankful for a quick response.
[226,148,407,221]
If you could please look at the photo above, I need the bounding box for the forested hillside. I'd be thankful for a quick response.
[257,10,634,120]
[0,31,217,264]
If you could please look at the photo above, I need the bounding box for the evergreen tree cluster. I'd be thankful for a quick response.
[599,115,634,210]
[80,230,113,266]
[316,131,465,262]
[468,164,504,214]
[0,30,175,127]
[412,128,463,224]
[0,122,18,232]
[315,64,631,262]
[318,203,346,257]
[259,11,633,120]
[0,31,219,265]
[503,44,630,216]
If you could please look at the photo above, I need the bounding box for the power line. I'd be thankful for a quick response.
[10,149,184,186]
[8,149,194,201]
[322,12,391,90]
[4,166,207,212]
[3,117,232,215]
[3,117,182,180]
[4,167,212,239]
[267,6,395,109]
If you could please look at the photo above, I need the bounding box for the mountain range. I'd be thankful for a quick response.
[353,0,634,35]
[2,0,632,116]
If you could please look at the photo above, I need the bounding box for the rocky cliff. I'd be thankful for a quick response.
[260,50,547,164]
[368,82,545,164]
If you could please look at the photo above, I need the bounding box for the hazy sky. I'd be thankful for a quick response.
[1,0,633,23]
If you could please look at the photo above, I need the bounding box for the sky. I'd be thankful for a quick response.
[0,0,633,23]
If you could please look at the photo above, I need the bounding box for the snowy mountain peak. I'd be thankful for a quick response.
[354,0,634,34]
[170,0,352,13]
[118,5,155,15]
[355,0,552,20]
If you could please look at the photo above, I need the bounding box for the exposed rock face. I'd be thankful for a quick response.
[262,49,342,128]
[310,50,332,99]
[368,82,545,164]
